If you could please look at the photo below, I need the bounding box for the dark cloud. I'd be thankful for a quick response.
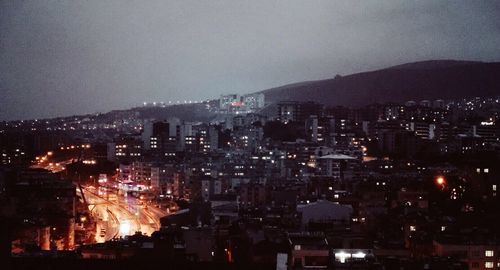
[1,0,499,120]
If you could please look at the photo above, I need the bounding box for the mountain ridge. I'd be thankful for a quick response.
[258,60,500,107]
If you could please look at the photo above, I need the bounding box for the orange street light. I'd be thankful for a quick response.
[435,176,446,187]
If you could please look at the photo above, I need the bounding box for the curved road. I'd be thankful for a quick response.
[30,155,169,241]
[82,186,169,242]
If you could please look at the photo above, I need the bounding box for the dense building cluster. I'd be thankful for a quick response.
[1,96,500,269]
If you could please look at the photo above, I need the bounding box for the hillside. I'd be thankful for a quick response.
[259,60,500,107]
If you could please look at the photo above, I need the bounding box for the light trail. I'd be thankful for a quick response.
[81,186,168,241]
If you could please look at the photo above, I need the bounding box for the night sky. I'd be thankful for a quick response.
[1,1,500,121]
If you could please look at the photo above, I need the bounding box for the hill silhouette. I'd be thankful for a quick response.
[259,60,500,106]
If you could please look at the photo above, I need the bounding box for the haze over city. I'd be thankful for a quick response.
[2,1,500,270]
[1,0,500,121]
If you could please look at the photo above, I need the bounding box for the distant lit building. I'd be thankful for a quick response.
[219,93,265,114]
[277,101,323,124]
[433,235,499,270]
[107,138,142,161]
[219,94,241,110]
[242,93,265,110]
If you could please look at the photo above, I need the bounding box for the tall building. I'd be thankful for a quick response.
[305,115,335,144]
[242,93,265,110]
[219,93,265,113]
[141,121,153,150]
[107,138,143,162]
[277,101,323,124]
[219,94,241,110]
[177,122,193,151]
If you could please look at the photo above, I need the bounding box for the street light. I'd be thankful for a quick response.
[435,176,446,189]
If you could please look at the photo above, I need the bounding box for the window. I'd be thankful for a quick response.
[335,251,351,263]
[485,262,494,269]
[409,225,416,232]
[471,262,479,268]
[485,250,494,257]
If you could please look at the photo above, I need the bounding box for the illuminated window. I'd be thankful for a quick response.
[484,168,489,173]
[352,251,366,259]
[485,262,494,268]
[485,250,494,257]
[335,251,351,263]
[409,225,416,232]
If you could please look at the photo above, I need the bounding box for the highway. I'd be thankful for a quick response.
[30,152,170,242]
[81,186,169,242]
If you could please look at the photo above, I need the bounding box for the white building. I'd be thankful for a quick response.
[297,200,353,228]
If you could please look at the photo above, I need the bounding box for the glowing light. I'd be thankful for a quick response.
[83,160,97,165]
[119,221,131,235]
[335,251,351,263]
[352,252,366,259]
[436,176,446,186]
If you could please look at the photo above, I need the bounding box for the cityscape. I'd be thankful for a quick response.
[1,1,500,270]
[2,93,500,269]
